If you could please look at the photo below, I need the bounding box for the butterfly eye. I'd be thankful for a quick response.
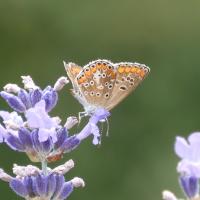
[108,66,112,70]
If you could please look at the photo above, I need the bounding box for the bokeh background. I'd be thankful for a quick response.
[0,0,200,199]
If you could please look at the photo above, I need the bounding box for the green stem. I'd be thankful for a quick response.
[41,160,48,175]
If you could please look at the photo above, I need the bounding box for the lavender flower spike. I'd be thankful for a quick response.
[175,132,200,177]
[179,175,199,199]
[0,73,112,199]
[174,132,200,199]
[0,160,84,200]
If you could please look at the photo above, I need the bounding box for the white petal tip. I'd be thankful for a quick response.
[65,159,75,168]
[54,76,69,91]
[64,116,78,129]
[21,76,39,90]
[3,84,21,93]
[71,177,85,188]
[162,190,178,200]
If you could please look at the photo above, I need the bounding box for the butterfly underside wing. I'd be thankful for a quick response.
[65,59,150,114]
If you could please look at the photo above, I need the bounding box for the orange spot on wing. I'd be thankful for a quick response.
[118,66,125,73]
[85,70,91,77]
[97,64,102,69]
[131,67,137,73]
[74,67,81,73]
[91,66,97,73]
[107,68,114,75]
[110,72,116,79]
[125,67,131,73]
[139,70,146,78]
[72,67,81,75]
[102,64,107,70]
[136,68,141,74]
[78,76,86,84]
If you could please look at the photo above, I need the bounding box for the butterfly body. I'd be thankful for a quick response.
[64,59,150,115]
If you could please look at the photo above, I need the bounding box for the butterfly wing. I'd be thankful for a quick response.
[64,61,82,90]
[104,62,150,110]
[75,59,117,110]
[64,62,89,106]
[64,60,150,113]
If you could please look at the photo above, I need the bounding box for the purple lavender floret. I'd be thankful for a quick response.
[174,132,200,199]
[0,91,26,113]
[175,132,200,177]
[179,175,199,198]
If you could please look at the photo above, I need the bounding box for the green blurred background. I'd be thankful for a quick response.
[0,0,200,199]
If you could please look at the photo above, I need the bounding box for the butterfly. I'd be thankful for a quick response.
[64,59,150,116]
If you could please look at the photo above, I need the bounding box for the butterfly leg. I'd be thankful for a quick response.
[78,111,88,124]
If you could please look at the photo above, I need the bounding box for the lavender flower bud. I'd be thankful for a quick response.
[18,89,32,109]
[21,76,39,90]
[64,116,78,130]
[42,88,58,112]
[162,190,178,200]
[179,175,199,199]
[0,91,26,113]
[52,159,74,175]
[71,177,85,188]
[54,77,69,91]
[0,169,13,182]
[3,84,20,93]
